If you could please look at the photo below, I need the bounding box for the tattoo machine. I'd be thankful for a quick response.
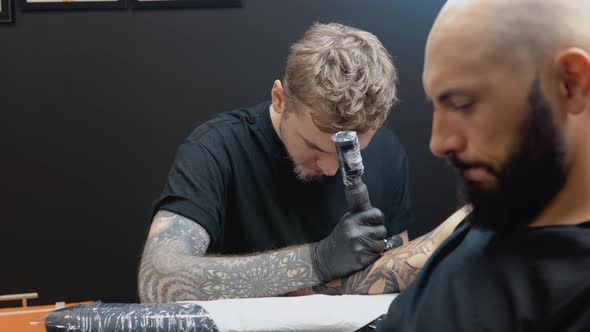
[332,131,403,251]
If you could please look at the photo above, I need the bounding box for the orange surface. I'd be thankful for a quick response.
[0,302,92,332]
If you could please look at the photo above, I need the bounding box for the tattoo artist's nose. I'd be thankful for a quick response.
[429,109,466,158]
[317,153,340,176]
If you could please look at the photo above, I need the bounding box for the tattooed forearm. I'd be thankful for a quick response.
[138,210,321,303]
[291,206,472,296]
[311,228,439,295]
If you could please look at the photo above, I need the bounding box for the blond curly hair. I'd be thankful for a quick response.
[284,23,398,133]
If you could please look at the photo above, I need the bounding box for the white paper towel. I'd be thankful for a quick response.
[185,294,397,332]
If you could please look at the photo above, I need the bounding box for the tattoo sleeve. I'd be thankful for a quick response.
[138,210,321,303]
[290,206,472,296]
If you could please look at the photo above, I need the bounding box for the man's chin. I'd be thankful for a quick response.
[294,166,323,183]
[459,179,510,231]
[464,178,498,193]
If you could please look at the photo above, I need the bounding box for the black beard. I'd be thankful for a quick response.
[456,79,568,232]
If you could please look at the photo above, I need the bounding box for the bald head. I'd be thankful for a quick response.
[427,0,590,73]
[423,0,590,111]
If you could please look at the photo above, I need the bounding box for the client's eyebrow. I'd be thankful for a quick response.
[427,87,474,104]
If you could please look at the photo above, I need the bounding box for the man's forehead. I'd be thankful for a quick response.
[298,122,374,153]
[296,106,373,142]
[424,1,492,82]
[423,49,491,98]
[424,34,519,99]
[423,36,536,102]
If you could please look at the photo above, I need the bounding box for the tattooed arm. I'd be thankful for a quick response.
[138,210,321,303]
[289,205,472,296]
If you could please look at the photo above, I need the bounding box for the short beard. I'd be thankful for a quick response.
[457,78,568,232]
[279,112,323,183]
[294,164,321,183]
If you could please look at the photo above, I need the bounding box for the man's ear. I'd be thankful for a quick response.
[555,48,590,115]
[271,80,286,114]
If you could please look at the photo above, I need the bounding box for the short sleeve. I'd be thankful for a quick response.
[153,139,230,246]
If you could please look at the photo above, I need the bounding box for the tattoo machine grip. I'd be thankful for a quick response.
[332,131,403,252]
[344,182,372,212]
[332,131,372,212]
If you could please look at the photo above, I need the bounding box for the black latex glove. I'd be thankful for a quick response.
[311,208,387,282]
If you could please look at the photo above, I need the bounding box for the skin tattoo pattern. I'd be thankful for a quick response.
[290,205,472,296]
[312,227,442,295]
[138,210,321,302]
[139,207,471,301]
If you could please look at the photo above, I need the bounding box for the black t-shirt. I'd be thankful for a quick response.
[377,219,590,332]
[154,101,413,254]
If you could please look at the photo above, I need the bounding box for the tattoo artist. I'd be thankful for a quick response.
[138,23,417,303]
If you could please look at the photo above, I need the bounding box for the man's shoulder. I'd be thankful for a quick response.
[364,126,408,168]
[371,127,405,153]
[185,101,271,146]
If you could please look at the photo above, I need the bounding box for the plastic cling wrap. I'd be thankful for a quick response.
[38,302,218,332]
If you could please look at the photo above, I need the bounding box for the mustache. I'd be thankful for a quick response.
[446,156,501,177]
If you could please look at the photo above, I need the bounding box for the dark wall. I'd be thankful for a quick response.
[0,0,455,305]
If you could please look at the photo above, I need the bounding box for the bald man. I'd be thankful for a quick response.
[377,0,590,331]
